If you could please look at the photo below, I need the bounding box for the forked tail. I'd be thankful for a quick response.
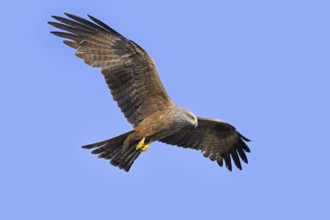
[82,131,141,172]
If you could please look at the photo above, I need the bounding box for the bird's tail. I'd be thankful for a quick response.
[82,131,141,172]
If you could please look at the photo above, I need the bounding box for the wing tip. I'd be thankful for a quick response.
[230,149,242,170]
[64,12,79,19]
[238,132,251,142]
[64,12,72,17]
[51,15,61,21]
[241,156,249,164]
[86,14,95,20]
[82,144,95,149]
[47,21,57,27]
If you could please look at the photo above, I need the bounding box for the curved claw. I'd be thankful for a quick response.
[136,137,151,152]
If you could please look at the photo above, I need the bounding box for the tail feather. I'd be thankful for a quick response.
[111,146,141,171]
[82,131,141,172]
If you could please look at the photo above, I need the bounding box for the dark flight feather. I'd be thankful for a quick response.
[160,118,251,171]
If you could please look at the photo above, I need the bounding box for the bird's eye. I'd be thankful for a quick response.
[189,114,195,120]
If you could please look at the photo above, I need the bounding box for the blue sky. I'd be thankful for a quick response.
[1,1,329,219]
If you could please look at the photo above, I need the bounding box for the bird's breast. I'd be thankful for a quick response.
[135,109,186,141]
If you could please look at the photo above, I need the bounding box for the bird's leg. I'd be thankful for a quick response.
[136,137,151,152]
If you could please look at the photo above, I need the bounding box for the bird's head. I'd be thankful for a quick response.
[183,109,198,128]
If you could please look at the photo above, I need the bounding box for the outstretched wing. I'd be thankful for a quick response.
[49,13,173,126]
[159,117,251,171]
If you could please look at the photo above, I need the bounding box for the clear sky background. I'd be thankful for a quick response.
[1,1,329,219]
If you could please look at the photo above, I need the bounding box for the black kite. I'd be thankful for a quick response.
[49,13,251,172]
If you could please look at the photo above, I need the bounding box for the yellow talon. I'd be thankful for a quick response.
[141,142,151,152]
[136,137,145,150]
[136,137,151,152]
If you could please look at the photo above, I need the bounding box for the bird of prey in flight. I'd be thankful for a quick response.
[49,13,251,172]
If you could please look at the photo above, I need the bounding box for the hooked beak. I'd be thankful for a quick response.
[192,118,198,128]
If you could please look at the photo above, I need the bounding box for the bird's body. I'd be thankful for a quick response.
[134,106,196,142]
[49,13,251,172]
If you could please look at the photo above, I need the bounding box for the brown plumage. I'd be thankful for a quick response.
[49,13,251,172]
